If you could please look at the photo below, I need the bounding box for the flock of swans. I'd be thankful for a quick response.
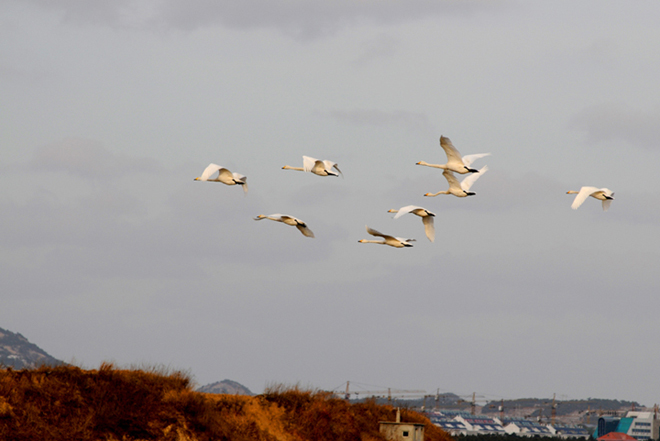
[194,135,614,248]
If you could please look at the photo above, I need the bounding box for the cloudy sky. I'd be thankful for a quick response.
[2,0,660,406]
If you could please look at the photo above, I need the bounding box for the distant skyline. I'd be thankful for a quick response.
[2,1,660,406]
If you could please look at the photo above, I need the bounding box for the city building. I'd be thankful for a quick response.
[453,415,507,435]
[547,424,591,439]
[425,411,467,436]
[498,418,553,437]
[595,412,659,441]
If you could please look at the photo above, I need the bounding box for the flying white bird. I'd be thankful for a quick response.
[567,187,615,211]
[416,135,490,174]
[388,205,436,242]
[358,226,415,248]
[194,163,248,194]
[282,156,343,177]
[253,214,315,238]
[424,165,489,197]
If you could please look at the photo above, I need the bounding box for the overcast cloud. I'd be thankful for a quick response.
[2,0,660,407]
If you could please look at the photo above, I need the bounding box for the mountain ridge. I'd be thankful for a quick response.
[197,379,253,395]
[0,326,65,369]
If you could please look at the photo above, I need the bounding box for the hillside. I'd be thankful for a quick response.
[0,364,452,441]
[0,327,65,369]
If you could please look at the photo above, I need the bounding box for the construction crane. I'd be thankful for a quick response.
[422,390,449,411]
[456,392,487,415]
[551,393,558,425]
[340,381,426,404]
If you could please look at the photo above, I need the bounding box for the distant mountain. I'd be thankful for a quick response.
[197,379,253,395]
[480,397,642,418]
[358,394,643,425]
[0,327,65,369]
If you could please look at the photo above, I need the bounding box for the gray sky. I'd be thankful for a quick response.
[2,0,660,406]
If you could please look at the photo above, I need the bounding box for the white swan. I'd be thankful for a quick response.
[358,226,415,248]
[282,156,343,177]
[194,163,248,194]
[388,206,436,242]
[424,165,488,197]
[416,135,490,174]
[567,187,615,211]
[253,214,315,238]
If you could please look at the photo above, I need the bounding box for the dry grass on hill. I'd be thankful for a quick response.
[0,363,452,441]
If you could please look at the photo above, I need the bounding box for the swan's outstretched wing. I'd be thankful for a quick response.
[296,223,315,238]
[323,160,343,177]
[278,215,296,224]
[394,237,416,247]
[570,186,599,210]
[392,205,423,220]
[233,173,248,193]
[302,156,318,173]
[462,153,491,168]
[199,163,222,181]
[422,216,435,242]
[366,226,393,240]
[602,199,613,211]
[216,167,233,181]
[439,136,462,163]
[442,169,461,189]
[461,165,488,191]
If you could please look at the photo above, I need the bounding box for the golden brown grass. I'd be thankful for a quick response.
[0,364,452,441]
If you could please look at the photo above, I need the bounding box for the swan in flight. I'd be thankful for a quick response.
[567,187,615,211]
[424,165,488,197]
[417,135,490,174]
[388,206,436,242]
[358,226,415,248]
[282,156,343,177]
[194,163,248,194]
[253,214,315,238]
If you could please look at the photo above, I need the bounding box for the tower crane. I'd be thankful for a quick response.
[340,381,426,404]
[456,392,487,415]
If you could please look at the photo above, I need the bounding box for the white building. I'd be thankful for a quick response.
[624,411,659,441]
[454,415,507,435]
[498,418,553,437]
[425,412,468,436]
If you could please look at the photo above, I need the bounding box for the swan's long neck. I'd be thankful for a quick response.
[424,191,449,197]
[566,190,578,194]
[256,215,278,221]
[282,165,304,171]
[358,239,385,244]
[416,161,447,170]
